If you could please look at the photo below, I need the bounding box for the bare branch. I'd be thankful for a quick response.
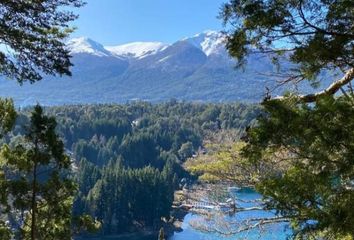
[298,0,354,38]
[235,216,292,233]
[190,215,293,235]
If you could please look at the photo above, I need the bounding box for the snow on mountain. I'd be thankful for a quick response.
[68,31,226,59]
[0,29,308,105]
[182,30,227,56]
[105,42,169,59]
[68,37,113,57]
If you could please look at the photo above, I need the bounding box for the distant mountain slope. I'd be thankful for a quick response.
[0,30,323,106]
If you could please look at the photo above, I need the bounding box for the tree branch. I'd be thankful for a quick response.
[298,0,354,38]
[273,68,354,102]
[191,216,293,235]
[234,216,292,233]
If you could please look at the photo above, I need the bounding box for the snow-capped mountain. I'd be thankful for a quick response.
[68,30,226,59]
[0,30,315,106]
[182,30,227,56]
[106,42,169,59]
[67,37,112,57]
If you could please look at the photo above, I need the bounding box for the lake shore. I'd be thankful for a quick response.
[75,183,240,240]
[75,190,189,240]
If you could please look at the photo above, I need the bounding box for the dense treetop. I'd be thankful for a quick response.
[5,102,259,235]
[220,1,354,238]
[0,0,84,83]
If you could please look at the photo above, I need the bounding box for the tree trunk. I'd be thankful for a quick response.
[31,161,38,240]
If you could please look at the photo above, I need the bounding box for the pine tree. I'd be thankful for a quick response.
[0,105,76,239]
[0,1,90,238]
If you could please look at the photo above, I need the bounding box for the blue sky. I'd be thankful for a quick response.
[71,0,227,45]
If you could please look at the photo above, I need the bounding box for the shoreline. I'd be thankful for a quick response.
[75,193,189,240]
[76,184,225,240]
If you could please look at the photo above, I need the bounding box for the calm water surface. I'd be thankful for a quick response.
[170,188,292,240]
[84,188,291,240]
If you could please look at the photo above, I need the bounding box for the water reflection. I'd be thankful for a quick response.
[79,189,292,240]
[169,188,292,240]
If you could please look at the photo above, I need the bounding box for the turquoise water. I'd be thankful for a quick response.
[169,188,292,240]
[79,188,292,240]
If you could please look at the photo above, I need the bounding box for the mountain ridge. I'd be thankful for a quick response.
[0,30,322,106]
[68,30,226,59]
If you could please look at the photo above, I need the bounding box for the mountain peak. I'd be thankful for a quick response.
[68,30,227,59]
[68,37,112,57]
[183,30,226,56]
[105,42,169,59]
[199,29,221,36]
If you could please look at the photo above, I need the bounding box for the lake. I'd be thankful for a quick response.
[169,188,292,240]
[81,188,292,240]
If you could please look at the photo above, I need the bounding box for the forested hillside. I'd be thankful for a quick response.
[0,0,352,239]
[5,101,260,235]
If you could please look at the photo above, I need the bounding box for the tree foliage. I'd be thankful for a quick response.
[221,0,354,238]
[185,142,257,184]
[0,0,84,83]
[221,0,354,82]
[3,102,257,235]
[0,105,77,239]
[0,1,86,238]
[243,96,354,238]
[79,160,177,234]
